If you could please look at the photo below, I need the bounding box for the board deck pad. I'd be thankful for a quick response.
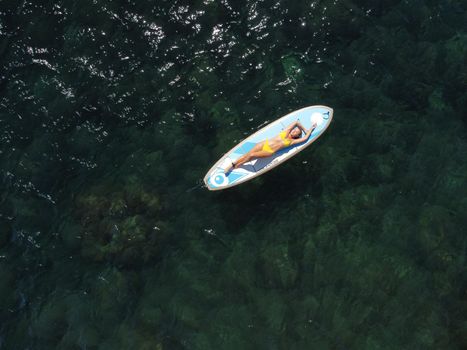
[204,105,333,190]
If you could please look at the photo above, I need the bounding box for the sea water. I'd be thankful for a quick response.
[1,0,467,348]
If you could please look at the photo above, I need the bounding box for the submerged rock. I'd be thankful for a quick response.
[31,298,68,342]
[417,205,451,253]
[74,183,169,267]
[259,244,298,289]
[0,219,11,248]
[0,265,16,318]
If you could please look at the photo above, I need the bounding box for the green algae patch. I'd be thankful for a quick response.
[444,33,467,66]
[281,55,304,82]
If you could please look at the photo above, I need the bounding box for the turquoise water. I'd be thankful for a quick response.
[1,0,467,348]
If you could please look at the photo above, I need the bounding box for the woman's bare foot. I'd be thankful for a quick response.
[221,158,235,173]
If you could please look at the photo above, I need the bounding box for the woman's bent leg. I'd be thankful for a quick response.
[234,149,273,168]
[223,141,272,173]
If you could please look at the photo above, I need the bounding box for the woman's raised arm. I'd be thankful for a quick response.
[284,120,301,134]
[289,123,317,145]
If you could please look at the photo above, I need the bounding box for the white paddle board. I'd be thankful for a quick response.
[204,105,333,191]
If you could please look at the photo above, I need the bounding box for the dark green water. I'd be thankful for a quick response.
[1,0,467,348]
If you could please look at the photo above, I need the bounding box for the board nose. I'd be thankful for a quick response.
[311,112,324,126]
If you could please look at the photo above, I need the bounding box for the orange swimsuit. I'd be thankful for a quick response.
[262,131,291,154]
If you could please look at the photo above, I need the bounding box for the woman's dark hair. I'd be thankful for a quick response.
[291,126,301,139]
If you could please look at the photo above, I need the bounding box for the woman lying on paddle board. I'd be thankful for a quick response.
[223,120,317,173]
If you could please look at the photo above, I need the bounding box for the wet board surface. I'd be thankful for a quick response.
[204,105,333,191]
